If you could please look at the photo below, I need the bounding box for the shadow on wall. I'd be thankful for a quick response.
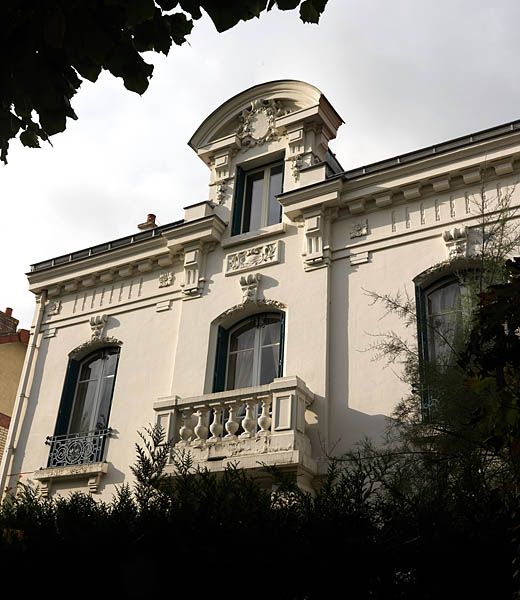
[328,407,391,457]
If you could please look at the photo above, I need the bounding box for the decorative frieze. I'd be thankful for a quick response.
[225,241,280,275]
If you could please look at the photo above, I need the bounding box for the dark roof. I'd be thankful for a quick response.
[30,219,184,273]
[340,118,520,180]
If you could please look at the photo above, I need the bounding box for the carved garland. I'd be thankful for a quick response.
[215,299,286,324]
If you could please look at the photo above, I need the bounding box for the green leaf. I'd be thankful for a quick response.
[20,129,40,148]
[168,12,193,46]
[39,109,66,135]
[43,10,66,48]
[156,0,179,9]
[299,0,328,23]
[126,0,156,25]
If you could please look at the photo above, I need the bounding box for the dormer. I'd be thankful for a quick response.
[188,80,344,237]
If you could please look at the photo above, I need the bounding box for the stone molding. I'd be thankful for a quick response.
[214,299,286,325]
[33,462,109,496]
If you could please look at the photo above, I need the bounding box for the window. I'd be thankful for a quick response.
[48,347,120,467]
[68,348,119,433]
[213,313,285,392]
[232,162,284,235]
[424,279,463,367]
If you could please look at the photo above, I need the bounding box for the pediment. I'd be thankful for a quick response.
[189,79,340,160]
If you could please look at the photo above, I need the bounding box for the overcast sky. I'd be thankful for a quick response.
[3,0,520,328]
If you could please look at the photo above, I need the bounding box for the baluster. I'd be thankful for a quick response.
[240,398,257,438]
[178,409,193,444]
[194,407,209,443]
[224,404,239,438]
[257,395,272,435]
[209,406,224,441]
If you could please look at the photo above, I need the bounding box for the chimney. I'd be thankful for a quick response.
[137,213,157,231]
[0,307,19,335]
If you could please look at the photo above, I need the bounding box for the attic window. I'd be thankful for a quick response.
[232,162,284,235]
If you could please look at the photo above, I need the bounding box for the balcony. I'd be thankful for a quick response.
[33,428,112,496]
[154,376,317,481]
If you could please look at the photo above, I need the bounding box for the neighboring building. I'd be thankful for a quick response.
[1,80,519,498]
[0,308,29,459]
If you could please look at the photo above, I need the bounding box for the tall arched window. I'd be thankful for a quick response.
[49,346,120,467]
[423,278,463,366]
[213,313,284,392]
[68,348,120,433]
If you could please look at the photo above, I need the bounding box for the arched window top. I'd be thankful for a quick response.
[213,311,285,392]
[69,336,122,362]
[55,346,120,438]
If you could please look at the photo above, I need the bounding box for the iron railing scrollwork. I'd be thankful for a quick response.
[45,428,112,467]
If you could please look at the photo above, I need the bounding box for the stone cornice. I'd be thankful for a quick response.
[278,178,343,220]
[28,215,227,298]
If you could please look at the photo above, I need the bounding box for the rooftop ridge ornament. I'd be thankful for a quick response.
[237,98,285,149]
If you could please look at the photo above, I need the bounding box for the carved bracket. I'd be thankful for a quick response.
[443,226,468,259]
[302,209,336,270]
[240,273,261,303]
[90,314,108,340]
[181,243,209,299]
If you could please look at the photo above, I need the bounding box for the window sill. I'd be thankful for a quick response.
[33,461,109,496]
[222,222,286,249]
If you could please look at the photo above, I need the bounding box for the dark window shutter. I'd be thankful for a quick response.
[414,285,431,418]
[213,326,230,392]
[278,312,285,377]
[231,166,245,236]
[54,358,80,436]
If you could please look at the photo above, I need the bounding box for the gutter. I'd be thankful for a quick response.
[0,290,47,498]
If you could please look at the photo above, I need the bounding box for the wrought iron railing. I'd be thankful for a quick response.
[45,428,112,468]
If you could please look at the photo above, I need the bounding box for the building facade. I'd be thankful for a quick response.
[0,307,29,459]
[2,80,520,498]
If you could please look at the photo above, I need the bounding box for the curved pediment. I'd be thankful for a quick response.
[189,79,341,160]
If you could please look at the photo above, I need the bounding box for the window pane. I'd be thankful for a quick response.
[69,380,98,433]
[78,356,103,383]
[427,282,462,366]
[261,318,281,347]
[96,374,116,429]
[229,321,256,352]
[243,172,264,233]
[267,165,283,226]
[260,345,279,385]
[227,349,254,389]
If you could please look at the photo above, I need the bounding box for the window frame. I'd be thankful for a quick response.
[54,346,120,438]
[213,312,285,393]
[231,161,284,236]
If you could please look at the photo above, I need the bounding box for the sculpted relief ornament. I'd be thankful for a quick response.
[225,241,280,275]
[237,99,285,149]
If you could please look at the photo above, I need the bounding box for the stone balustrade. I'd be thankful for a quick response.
[153,376,317,474]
